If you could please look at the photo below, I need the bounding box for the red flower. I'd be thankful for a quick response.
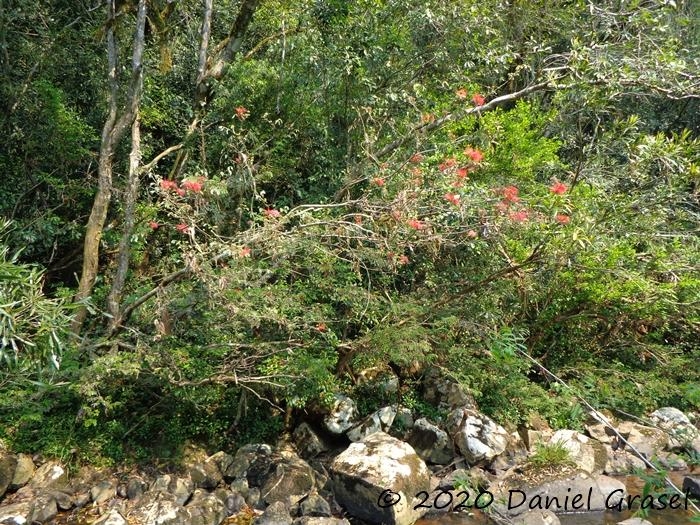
[354,214,363,225]
[467,229,478,239]
[472,93,486,106]
[148,221,159,230]
[410,153,424,164]
[410,166,422,177]
[372,177,385,187]
[456,88,468,100]
[175,223,189,233]
[444,192,461,206]
[456,166,470,179]
[550,181,568,195]
[510,210,529,223]
[235,106,250,119]
[451,179,464,188]
[176,188,186,196]
[240,246,251,257]
[159,179,178,191]
[464,147,484,163]
[407,219,426,230]
[555,213,571,224]
[439,157,457,172]
[421,113,435,124]
[502,185,520,203]
[397,255,409,265]
[182,180,203,193]
[264,208,281,218]
[316,322,327,332]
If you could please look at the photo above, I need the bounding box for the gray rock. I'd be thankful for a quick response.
[293,423,330,459]
[300,494,332,517]
[210,451,235,479]
[190,458,223,490]
[74,491,91,508]
[330,431,430,525]
[650,407,699,449]
[604,450,647,475]
[230,477,249,497]
[324,394,359,435]
[259,453,316,505]
[422,368,477,412]
[229,444,273,480]
[346,406,396,442]
[28,461,67,491]
[512,509,560,525]
[218,489,246,516]
[0,501,33,524]
[356,366,400,395]
[447,408,508,464]
[127,477,147,499]
[407,418,455,465]
[49,490,74,510]
[394,408,414,431]
[91,480,116,504]
[151,474,194,505]
[548,430,607,475]
[185,492,226,525]
[131,491,190,525]
[616,519,653,525]
[93,509,128,525]
[247,487,262,509]
[254,500,292,525]
[0,452,17,498]
[8,454,34,491]
[683,475,700,498]
[28,493,58,523]
[655,451,688,470]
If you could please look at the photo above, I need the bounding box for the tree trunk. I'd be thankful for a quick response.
[72,0,147,336]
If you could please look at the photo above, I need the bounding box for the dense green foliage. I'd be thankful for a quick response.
[0,0,698,466]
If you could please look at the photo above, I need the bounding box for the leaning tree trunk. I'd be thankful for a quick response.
[71,0,147,336]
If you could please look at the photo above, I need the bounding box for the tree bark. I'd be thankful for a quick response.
[72,0,147,335]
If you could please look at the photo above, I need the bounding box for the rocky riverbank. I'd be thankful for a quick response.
[1,368,699,525]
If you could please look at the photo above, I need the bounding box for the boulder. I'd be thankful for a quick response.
[300,494,332,517]
[185,492,226,525]
[0,451,17,499]
[259,453,316,505]
[28,493,58,523]
[548,430,606,475]
[330,431,430,525]
[683,475,700,498]
[131,491,190,525]
[356,366,400,396]
[228,444,273,480]
[650,407,699,449]
[91,479,116,504]
[394,408,415,431]
[293,423,330,459]
[324,395,359,435]
[216,488,246,516]
[28,461,68,491]
[447,408,508,464]
[587,420,667,461]
[127,476,147,499]
[616,519,653,525]
[151,474,194,505]
[294,519,351,525]
[603,450,647,475]
[422,368,476,412]
[8,454,33,492]
[254,500,292,525]
[49,489,74,510]
[347,406,396,442]
[0,501,33,524]
[407,418,455,465]
[190,455,225,490]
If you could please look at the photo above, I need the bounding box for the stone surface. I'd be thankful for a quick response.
[548,430,606,475]
[127,476,147,500]
[293,423,330,459]
[151,474,194,506]
[0,501,33,525]
[28,461,68,491]
[8,454,34,492]
[447,408,509,464]
[294,519,351,525]
[254,500,292,525]
[94,509,128,525]
[300,494,332,517]
[324,394,359,435]
[330,431,430,525]
[407,418,455,465]
[683,475,700,498]
[185,492,226,525]
[259,452,316,505]
[346,406,396,442]
[28,493,58,523]
[131,491,190,525]
[91,480,116,504]
[422,368,476,412]
[0,452,17,499]
[228,444,273,480]
[650,407,699,449]
[616,519,653,525]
